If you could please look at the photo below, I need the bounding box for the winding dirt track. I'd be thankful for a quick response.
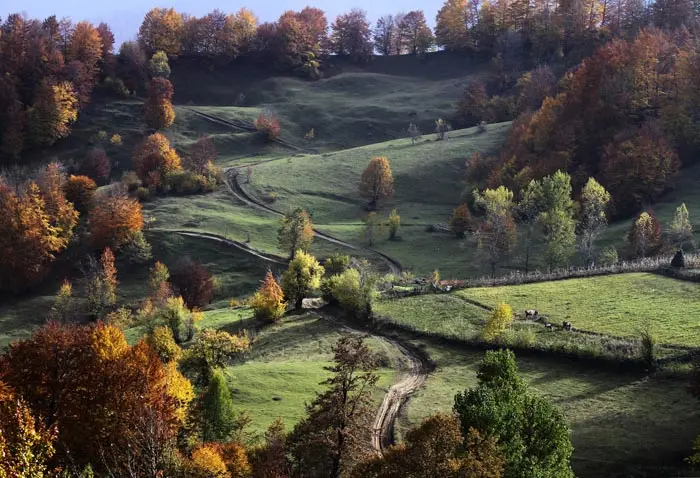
[224,169,403,275]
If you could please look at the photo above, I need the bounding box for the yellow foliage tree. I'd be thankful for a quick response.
[29,81,79,147]
[359,156,394,209]
[251,271,286,322]
[133,132,182,186]
[139,8,184,56]
[191,444,231,478]
[483,303,513,342]
[281,250,324,310]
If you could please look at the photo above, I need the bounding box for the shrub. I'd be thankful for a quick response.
[329,267,375,319]
[639,325,656,372]
[121,230,153,264]
[255,111,281,142]
[81,148,111,184]
[103,76,130,97]
[166,170,216,195]
[450,204,472,238]
[171,258,216,309]
[598,246,619,266]
[122,171,142,192]
[483,303,513,342]
[110,134,123,146]
[251,271,286,322]
[64,175,97,213]
[136,186,151,201]
[325,253,350,275]
[388,209,400,240]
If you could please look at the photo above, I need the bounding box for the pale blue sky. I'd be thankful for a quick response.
[2,0,440,46]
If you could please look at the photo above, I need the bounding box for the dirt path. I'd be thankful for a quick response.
[224,169,403,275]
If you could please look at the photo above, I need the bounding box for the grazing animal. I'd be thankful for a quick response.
[525,309,538,318]
[563,321,572,331]
[545,322,553,330]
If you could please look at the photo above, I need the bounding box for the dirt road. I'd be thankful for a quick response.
[224,168,403,275]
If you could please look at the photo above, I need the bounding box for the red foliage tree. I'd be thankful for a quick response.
[81,148,112,184]
[186,135,217,174]
[171,257,216,309]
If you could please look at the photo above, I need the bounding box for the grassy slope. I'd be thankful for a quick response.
[459,272,700,346]
[398,343,700,477]
[198,310,401,437]
[245,124,512,277]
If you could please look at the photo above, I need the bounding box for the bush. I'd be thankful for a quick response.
[255,111,281,142]
[388,209,401,240]
[328,268,376,319]
[103,76,130,98]
[122,171,142,192]
[325,253,350,275]
[110,134,123,146]
[639,325,656,372]
[598,246,619,266]
[166,170,216,195]
[121,230,153,264]
[136,186,151,202]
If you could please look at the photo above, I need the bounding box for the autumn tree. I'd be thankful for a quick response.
[454,350,574,478]
[201,368,237,442]
[36,162,79,244]
[48,280,76,323]
[139,8,184,56]
[373,15,397,55]
[629,211,662,258]
[0,382,57,477]
[483,303,513,342]
[455,81,490,128]
[517,179,544,273]
[450,203,472,238]
[515,65,556,114]
[0,180,72,293]
[289,336,378,478]
[117,40,148,93]
[145,77,176,130]
[149,261,172,306]
[64,174,97,213]
[436,0,478,52]
[282,250,325,310]
[278,208,314,258]
[132,132,182,187]
[601,122,680,216]
[359,156,394,210]
[84,247,118,318]
[89,189,144,249]
[81,148,112,184]
[250,419,291,477]
[538,171,576,269]
[0,322,194,472]
[171,257,216,309]
[28,81,78,147]
[251,270,287,322]
[255,110,281,141]
[149,50,171,78]
[475,187,517,276]
[330,9,374,62]
[352,413,504,478]
[186,135,217,175]
[67,21,103,103]
[398,11,435,54]
[147,325,181,363]
[187,328,251,381]
[670,203,693,251]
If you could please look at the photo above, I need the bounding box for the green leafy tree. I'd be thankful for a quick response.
[363,212,380,246]
[84,247,118,319]
[517,179,544,273]
[281,250,325,310]
[328,266,376,319]
[476,187,517,277]
[289,336,378,478]
[454,350,574,478]
[149,50,171,78]
[201,369,237,442]
[578,178,611,268]
[670,203,693,251]
[538,171,576,269]
[278,208,314,258]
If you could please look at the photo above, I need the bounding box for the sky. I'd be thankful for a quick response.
[1,0,441,47]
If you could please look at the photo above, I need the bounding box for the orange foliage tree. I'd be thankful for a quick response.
[133,132,182,187]
[359,156,394,210]
[251,271,286,322]
[145,77,176,130]
[139,8,184,56]
[67,21,103,104]
[450,203,472,238]
[0,180,72,293]
[0,382,57,477]
[36,162,79,242]
[89,190,144,249]
[64,174,97,212]
[28,81,79,147]
[0,322,194,473]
